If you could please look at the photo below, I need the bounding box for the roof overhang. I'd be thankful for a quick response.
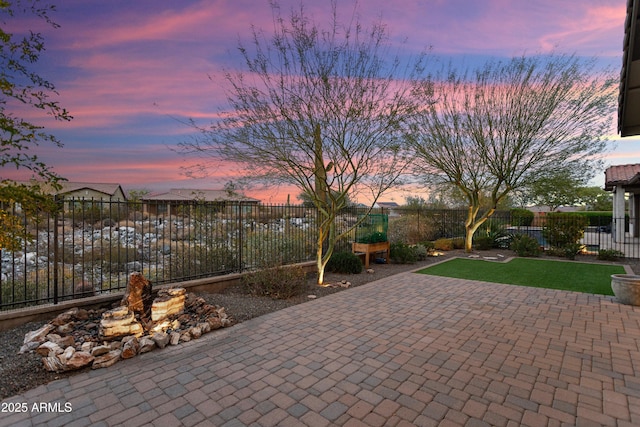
[620,0,640,137]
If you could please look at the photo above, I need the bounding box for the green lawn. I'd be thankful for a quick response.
[417,257,626,295]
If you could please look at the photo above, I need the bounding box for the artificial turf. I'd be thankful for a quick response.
[417,257,626,295]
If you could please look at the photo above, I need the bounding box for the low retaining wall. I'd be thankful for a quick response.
[0,261,317,332]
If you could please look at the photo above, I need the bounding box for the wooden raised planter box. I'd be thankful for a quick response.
[352,241,390,268]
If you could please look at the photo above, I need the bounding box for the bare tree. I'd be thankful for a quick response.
[180,2,427,284]
[409,54,616,251]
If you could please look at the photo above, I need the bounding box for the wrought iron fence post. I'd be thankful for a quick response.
[238,202,243,273]
[53,196,60,305]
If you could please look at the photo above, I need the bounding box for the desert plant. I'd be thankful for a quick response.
[597,249,625,261]
[451,237,465,249]
[433,238,454,251]
[543,213,588,249]
[510,234,541,257]
[474,236,494,250]
[241,264,308,299]
[326,252,363,274]
[413,244,429,261]
[390,242,418,264]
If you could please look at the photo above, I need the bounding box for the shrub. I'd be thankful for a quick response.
[433,238,453,251]
[543,213,588,249]
[451,237,465,249]
[419,241,435,252]
[562,243,584,260]
[388,214,437,244]
[241,264,307,299]
[597,249,625,261]
[390,242,418,264]
[510,234,541,257]
[413,244,429,261]
[326,252,363,274]
[511,208,534,226]
[474,236,494,250]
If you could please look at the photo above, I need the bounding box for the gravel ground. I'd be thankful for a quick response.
[1,249,635,400]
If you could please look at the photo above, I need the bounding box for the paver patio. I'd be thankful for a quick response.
[1,270,640,426]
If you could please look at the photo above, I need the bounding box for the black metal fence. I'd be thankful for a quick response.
[0,200,635,311]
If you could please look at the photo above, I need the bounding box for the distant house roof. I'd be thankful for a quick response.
[374,201,400,208]
[55,182,125,198]
[619,0,640,136]
[143,188,259,203]
[13,180,126,199]
[604,164,640,190]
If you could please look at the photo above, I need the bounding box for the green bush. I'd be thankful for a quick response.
[597,249,625,261]
[474,236,494,250]
[419,241,435,252]
[390,242,418,264]
[510,234,541,257]
[543,213,588,249]
[511,208,534,226]
[326,252,363,274]
[241,264,308,299]
[413,244,429,261]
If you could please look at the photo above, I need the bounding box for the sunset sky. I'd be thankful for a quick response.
[3,0,636,203]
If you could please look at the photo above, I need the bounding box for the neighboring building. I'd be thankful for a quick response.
[54,182,127,202]
[8,180,127,212]
[620,0,640,136]
[373,201,400,216]
[141,188,260,216]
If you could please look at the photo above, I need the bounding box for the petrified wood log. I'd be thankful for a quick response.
[121,272,153,319]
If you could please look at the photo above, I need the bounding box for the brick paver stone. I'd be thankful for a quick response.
[1,271,640,427]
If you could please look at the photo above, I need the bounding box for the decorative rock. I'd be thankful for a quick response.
[139,337,156,353]
[36,341,63,357]
[23,324,55,345]
[99,306,144,340]
[91,345,111,357]
[81,342,96,353]
[307,295,317,299]
[179,331,191,342]
[92,350,121,369]
[152,332,170,349]
[62,346,75,361]
[51,312,73,326]
[208,317,222,330]
[49,335,75,348]
[56,323,75,334]
[198,322,211,334]
[151,288,186,321]
[366,269,374,274]
[66,351,94,370]
[121,337,139,359]
[19,341,41,354]
[189,326,202,339]
[169,332,181,346]
[42,356,66,372]
[109,340,123,350]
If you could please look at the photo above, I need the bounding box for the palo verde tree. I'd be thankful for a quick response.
[409,54,616,252]
[1,0,70,251]
[180,2,427,284]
